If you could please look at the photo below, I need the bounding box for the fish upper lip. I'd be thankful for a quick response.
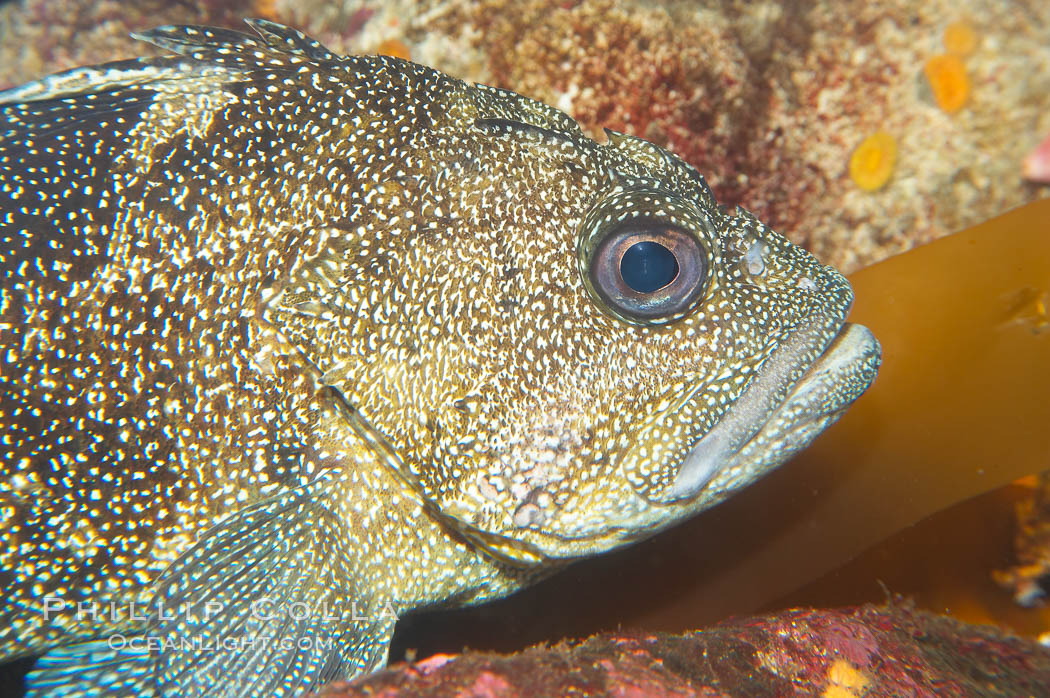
[665,318,880,502]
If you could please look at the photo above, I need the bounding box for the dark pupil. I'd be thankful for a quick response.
[619,241,679,293]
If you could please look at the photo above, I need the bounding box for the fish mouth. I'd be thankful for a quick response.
[665,320,881,502]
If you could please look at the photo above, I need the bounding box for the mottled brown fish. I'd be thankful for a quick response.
[0,19,880,697]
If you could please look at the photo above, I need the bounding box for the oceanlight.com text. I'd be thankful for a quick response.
[106,634,338,653]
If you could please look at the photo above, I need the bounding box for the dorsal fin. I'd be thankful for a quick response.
[244,18,341,62]
[1,20,343,107]
[131,19,340,70]
[0,57,190,105]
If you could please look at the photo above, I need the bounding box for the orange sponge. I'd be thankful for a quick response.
[849,131,897,191]
[375,38,412,61]
[924,54,970,113]
[944,20,978,56]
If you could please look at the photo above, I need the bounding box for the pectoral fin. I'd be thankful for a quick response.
[27,477,395,697]
[26,641,151,697]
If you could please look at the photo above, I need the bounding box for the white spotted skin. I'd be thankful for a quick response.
[0,20,876,694]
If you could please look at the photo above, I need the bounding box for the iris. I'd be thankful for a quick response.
[585,214,709,324]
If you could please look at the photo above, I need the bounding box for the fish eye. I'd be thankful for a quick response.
[588,220,709,322]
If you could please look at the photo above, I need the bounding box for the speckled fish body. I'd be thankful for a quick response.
[0,20,880,697]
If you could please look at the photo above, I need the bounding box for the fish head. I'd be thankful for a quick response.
[282,79,880,566]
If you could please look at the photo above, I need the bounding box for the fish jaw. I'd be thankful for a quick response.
[667,321,880,502]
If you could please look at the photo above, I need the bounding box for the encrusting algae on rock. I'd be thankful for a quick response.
[0,18,880,697]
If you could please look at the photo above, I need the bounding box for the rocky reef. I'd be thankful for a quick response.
[318,603,1050,697]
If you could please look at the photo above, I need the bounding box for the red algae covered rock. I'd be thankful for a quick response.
[316,604,1050,697]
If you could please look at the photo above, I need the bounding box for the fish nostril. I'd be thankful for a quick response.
[742,240,768,276]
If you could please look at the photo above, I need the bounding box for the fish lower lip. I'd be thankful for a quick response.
[666,321,880,501]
